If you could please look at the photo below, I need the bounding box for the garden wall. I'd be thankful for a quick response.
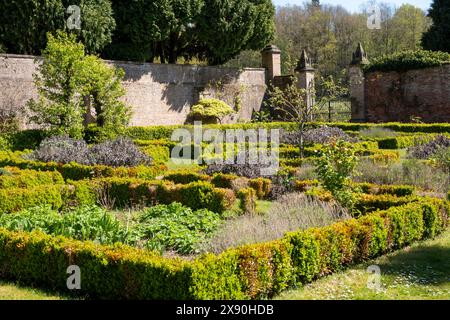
[0,54,267,127]
[363,64,450,123]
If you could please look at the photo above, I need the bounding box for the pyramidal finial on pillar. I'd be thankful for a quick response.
[295,49,314,71]
[351,42,369,65]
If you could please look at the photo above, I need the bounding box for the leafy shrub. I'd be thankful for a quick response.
[187,98,234,124]
[211,173,239,188]
[1,150,165,181]
[27,136,152,167]
[90,137,152,167]
[364,50,450,73]
[237,188,257,215]
[0,129,47,151]
[135,203,222,254]
[408,135,450,159]
[314,140,359,212]
[280,126,355,145]
[0,106,20,134]
[431,146,450,173]
[0,205,128,245]
[0,167,64,189]
[248,178,272,199]
[27,135,93,165]
[0,185,63,214]
[163,170,210,184]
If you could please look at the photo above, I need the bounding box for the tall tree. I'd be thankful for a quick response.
[0,0,115,55]
[197,0,275,65]
[422,0,450,53]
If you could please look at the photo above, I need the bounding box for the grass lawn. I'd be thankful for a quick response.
[0,282,66,300]
[276,228,450,300]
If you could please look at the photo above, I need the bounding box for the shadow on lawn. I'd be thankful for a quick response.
[375,242,450,286]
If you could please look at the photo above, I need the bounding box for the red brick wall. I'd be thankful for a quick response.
[364,64,450,123]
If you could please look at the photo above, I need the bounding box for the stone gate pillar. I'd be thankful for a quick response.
[261,45,281,85]
[295,49,315,111]
[349,43,369,122]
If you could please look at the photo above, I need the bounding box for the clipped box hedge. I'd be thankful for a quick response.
[0,184,64,214]
[65,178,236,214]
[0,151,167,181]
[0,167,64,189]
[0,197,447,299]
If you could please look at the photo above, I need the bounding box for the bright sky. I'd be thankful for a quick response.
[272,0,432,13]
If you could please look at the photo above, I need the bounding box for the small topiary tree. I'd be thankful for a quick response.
[187,98,234,124]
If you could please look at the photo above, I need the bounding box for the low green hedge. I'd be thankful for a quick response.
[0,185,64,214]
[0,151,167,181]
[0,130,48,151]
[354,183,415,197]
[162,170,209,184]
[2,123,450,153]
[65,178,236,214]
[0,167,64,189]
[377,135,437,149]
[0,198,447,299]
[354,193,418,216]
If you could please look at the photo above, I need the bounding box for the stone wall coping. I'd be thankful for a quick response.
[0,53,265,72]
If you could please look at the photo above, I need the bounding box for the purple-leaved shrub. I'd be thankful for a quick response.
[27,136,152,167]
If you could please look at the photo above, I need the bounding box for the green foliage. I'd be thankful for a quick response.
[0,0,115,55]
[187,99,235,124]
[197,0,275,65]
[354,194,417,216]
[314,140,359,211]
[140,144,170,165]
[0,150,166,181]
[0,195,447,299]
[163,170,209,184]
[211,173,239,188]
[0,205,128,244]
[105,0,203,63]
[106,0,274,65]
[421,0,450,53]
[430,146,450,173]
[237,187,257,215]
[248,178,272,199]
[354,182,415,197]
[76,55,130,140]
[0,167,64,189]
[0,185,63,214]
[27,31,130,139]
[135,203,221,254]
[27,31,86,138]
[364,50,450,73]
[377,135,436,149]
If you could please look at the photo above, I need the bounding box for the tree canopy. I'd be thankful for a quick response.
[422,0,450,53]
[0,0,115,55]
[104,0,275,65]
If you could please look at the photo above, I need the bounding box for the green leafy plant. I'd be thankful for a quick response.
[314,140,359,213]
[187,98,234,124]
[27,31,130,139]
[136,202,222,254]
